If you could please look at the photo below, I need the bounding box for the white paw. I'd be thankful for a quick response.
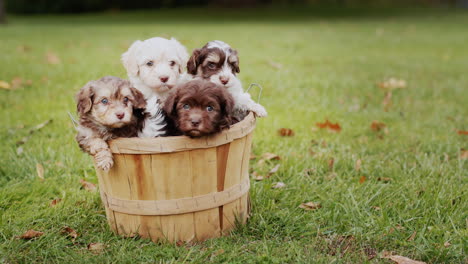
[95,150,114,171]
[250,103,267,117]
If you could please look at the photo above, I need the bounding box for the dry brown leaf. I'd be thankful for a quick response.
[355,159,362,171]
[316,119,342,132]
[407,231,417,241]
[251,172,264,181]
[50,198,62,207]
[62,226,78,241]
[371,121,386,132]
[457,130,468,135]
[268,164,280,176]
[46,52,61,65]
[19,229,44,239]
[299,202,322,211]
[272,182,286,189]
[443,241,451,248]
[80,179,97,192]
[87,242,106,252]
[249,154,257,160]
[460,149,468,160]
[278,128,294,137]
[377,177,392,182]
[383,255,426,264]
[36,163,44,180]
[17,45,31,53]
[11,77,23,89]
[267,60,283,69]
[378,78,407,90]
[364,247,378,260]
[372,206,381,211]
[261,152,281,161]
[359,175,367,184]
[0,80,11,90]
[16,147,24,155]
[328,158,335,171]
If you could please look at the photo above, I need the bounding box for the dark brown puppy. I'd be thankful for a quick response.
[163,79,234,137]
[76,76,146,171]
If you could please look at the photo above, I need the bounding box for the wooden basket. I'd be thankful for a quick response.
[95,112,256,243]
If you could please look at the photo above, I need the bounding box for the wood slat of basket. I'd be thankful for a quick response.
[157,151,195,242]
[190,148,221,240]
[239,132,253,223]
[221,137,246,234]
[108,112,256,154]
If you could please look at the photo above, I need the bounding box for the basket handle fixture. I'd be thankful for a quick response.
[246,83,263,104]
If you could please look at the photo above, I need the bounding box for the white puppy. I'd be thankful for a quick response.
[187,40,267,120]
[122,37,189,137]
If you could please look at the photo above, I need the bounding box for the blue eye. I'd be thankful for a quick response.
[101,98,108,104]
[206,106,214,112]
[183,104,190,110]
[123,97,129,103]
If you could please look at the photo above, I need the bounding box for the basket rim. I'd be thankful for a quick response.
[108,112,256,154]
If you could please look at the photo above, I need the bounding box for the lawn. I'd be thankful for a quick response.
[0,7,467,263]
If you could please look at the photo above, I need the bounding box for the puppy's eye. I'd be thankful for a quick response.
[146,61,154,67]
[169,61,176,67]
[123,97,129,103]
[183,104,190,110]
[208,62,216,69]
[206,106,214,112]
[101,98,108,104]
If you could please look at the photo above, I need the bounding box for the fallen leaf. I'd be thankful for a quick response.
[0,80,11,90]
[328,158,334,171]
[443,153,449,162]
[261,152,281,161]
[377,177,392,182]
[383,255,426,264]
[359,175,367,184]
[378,78,407,90]
[272,182,286,189]
[299,202,322,211]
[460,149,468,160]
[87,242,106,252]
[267,60,283,69]
[316,119,342,132]
[371,121,386,132]
[268,164,280,176]
[364,247,377,260]
[36,163,44,180]
[16,119,53,146]
[16,147,24,155]
[50,198,62,207]
[211,248,225,257]
[372,206,381,211]
[249,154,257,160]
[382,91,392,112]
[17,45,31,53]
[80,179,97,192]
[251,172,264,181]
[443,241,451,248]
[45,52,61,65]
[407,231,417,241]
[355,159,362,171]
[11,77,23,89]
[61,226,78,241]
[278,128,294,137]
[457,130,468,135]
[19,229,44,239]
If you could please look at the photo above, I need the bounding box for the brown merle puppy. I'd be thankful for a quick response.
[163,79,234,137]
[76,76,147,171]
[187,40,267,119]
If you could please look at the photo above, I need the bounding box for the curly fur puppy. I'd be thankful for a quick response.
[163,79,234,138]
[75,76,146,171]
[187,40,267,120]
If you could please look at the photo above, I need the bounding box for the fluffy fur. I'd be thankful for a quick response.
[187,40,267,120]
[122,37,189,138]
[75,76,147,171]
[163,79,234,137]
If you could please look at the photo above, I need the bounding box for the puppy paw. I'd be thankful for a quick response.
[250,103,268,117]
[94,150,114,171]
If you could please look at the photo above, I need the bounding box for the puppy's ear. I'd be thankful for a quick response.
[130,87,146,110]
[231,50,240,74]
[121,40,142,77]
[163,89,179,119]
[219,89,235,129]
[76,82,95,115]
[187,49,201,75]
[170,38,189,74]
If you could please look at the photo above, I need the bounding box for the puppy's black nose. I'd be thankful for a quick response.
[220,76,229,85]
[116,112,125,120]
[160,76,169,83]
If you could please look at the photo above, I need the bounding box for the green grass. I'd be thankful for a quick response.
[1,7,467,263]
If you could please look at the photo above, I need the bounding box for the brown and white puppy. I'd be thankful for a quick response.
[75,76,146,171]
[163,79,234,137]
[187,40,267,120]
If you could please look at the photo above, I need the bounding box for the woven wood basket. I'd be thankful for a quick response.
[94,112,256,243]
